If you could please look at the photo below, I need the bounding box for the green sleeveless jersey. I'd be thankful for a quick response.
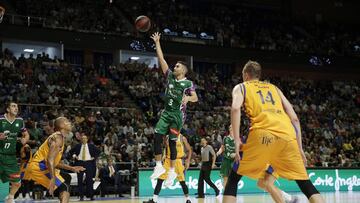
[0,115,25,155]
[223,135,235,160]
[164,70,195,113]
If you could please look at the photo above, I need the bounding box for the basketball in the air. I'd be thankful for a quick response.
[135,15,151,32]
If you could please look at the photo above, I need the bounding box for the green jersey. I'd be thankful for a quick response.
[223,135,235,160]
[164,70,195,113]
[0,114,25,155]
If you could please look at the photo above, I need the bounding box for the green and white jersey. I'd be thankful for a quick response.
[223,135,235,160]
[164,69,195,113]
[0,114,26,155]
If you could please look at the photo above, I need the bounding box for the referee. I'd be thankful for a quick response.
[197,137,220,198]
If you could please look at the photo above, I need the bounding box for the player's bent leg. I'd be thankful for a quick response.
[180,181,189,195]
[223,176,228,188]
[223,170,242,203]
[168,129,178,167]
[164,138,177,187]
[59,191,70,203]
[151,133,166,180]
[180,181,191,203]
[154,133,164,158]
[143,179,164,203]
[56,184,70,203]
[168,138,177,161]
[55,173,71,203]
[154,179,164,196]
[5,182,21,203]
[257,178,266,190]
[259,174,284,203]
[296,180,324,203]
[168,138,177,170]
[5,173,21,203]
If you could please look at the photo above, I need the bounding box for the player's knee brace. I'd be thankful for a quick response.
[168,139,177,160]
[154,133,163,155]
[55,172,72,195]
[223,170,242,196]
[180,181,189,195]
[296,180,320,199]
[154,179,164,195]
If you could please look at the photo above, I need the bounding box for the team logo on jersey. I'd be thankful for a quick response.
[16,123,19,127]
[169,84,174,88]
[180,83,185,86]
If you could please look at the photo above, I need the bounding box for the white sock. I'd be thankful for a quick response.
[153,194,158,202]
[156,161,162,167]
[185,196,190,201]
[169,167,175,172]
[281,191,292,202]
[7,194,14,199]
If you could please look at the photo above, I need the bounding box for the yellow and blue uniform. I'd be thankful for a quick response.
[159,134,186,182]
[235,80,308,180]
[24,133,65,188]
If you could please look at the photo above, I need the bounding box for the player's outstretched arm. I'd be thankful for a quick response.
[276,87,306,165]
[151,32,169,75]
[56,161,85,173]
[231,84,244,162]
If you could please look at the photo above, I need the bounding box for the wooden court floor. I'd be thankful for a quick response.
[71,191,359,203]
[10,191,359,203]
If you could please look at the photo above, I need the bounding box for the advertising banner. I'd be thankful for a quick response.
[138,168,360,196]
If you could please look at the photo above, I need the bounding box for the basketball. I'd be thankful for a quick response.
[135,15,151,32]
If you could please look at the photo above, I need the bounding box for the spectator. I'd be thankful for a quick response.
[103,139,114,156]
[123,121,134,136]
[99,158,124,197]
[144,123,154,136]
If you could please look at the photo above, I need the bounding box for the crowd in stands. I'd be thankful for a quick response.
[11,0,130,35]
[7,0,360,56]
[1,49,360,193]
[0,48,126,107]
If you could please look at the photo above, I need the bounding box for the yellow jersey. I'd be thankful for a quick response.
[166,134,185,159]
[241,80,296,141]
[30,132,64,170]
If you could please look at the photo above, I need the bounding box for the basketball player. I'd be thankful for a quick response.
[0,101,30,203]
[25,117,85,203]
[150,32,198,187]
[223,61,324,203]
[216,125,236,187]
[144,133,192,203]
